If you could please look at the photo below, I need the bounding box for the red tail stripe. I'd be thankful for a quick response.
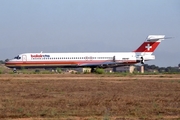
[134,42,160,52]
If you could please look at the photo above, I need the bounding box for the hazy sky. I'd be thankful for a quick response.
[0,0,180,67]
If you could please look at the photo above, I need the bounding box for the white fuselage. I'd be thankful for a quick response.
[5,52,155,69]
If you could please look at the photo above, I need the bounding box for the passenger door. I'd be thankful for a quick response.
[22,55,27,62]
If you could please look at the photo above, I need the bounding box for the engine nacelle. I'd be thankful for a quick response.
[143,55,155,61]
[137,55,155,64]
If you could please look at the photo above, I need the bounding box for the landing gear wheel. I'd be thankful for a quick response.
[13,68,17,73]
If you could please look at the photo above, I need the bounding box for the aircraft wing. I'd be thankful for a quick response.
[79,61,125,68]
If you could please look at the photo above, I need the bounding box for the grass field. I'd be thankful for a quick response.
[0,74,180,120]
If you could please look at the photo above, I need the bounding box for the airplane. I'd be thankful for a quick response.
[5,35,167,73]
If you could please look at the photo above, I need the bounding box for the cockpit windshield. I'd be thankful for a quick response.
[14,55,21,59]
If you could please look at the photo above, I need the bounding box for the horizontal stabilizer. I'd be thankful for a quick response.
[147,35,165,42]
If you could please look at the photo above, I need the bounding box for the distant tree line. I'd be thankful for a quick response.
[136,64,180,73]
[0,60,5,64]
[0,59,9,64]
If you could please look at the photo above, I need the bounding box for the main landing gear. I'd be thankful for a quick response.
[140,57,144,64]
[140,57,145,73]
[90,67,95,73]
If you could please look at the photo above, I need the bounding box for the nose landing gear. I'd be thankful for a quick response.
[13,68,17,73]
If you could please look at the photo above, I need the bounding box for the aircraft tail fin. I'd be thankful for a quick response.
[134,35,165,53]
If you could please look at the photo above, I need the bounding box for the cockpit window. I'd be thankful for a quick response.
[14,56,21,59]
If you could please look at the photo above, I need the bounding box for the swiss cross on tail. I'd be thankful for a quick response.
[134,35,165,53]
[145,44,152,51]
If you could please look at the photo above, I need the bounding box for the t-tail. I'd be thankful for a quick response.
[134,35,165,54]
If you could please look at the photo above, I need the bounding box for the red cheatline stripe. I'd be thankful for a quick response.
[6,60,138,67]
